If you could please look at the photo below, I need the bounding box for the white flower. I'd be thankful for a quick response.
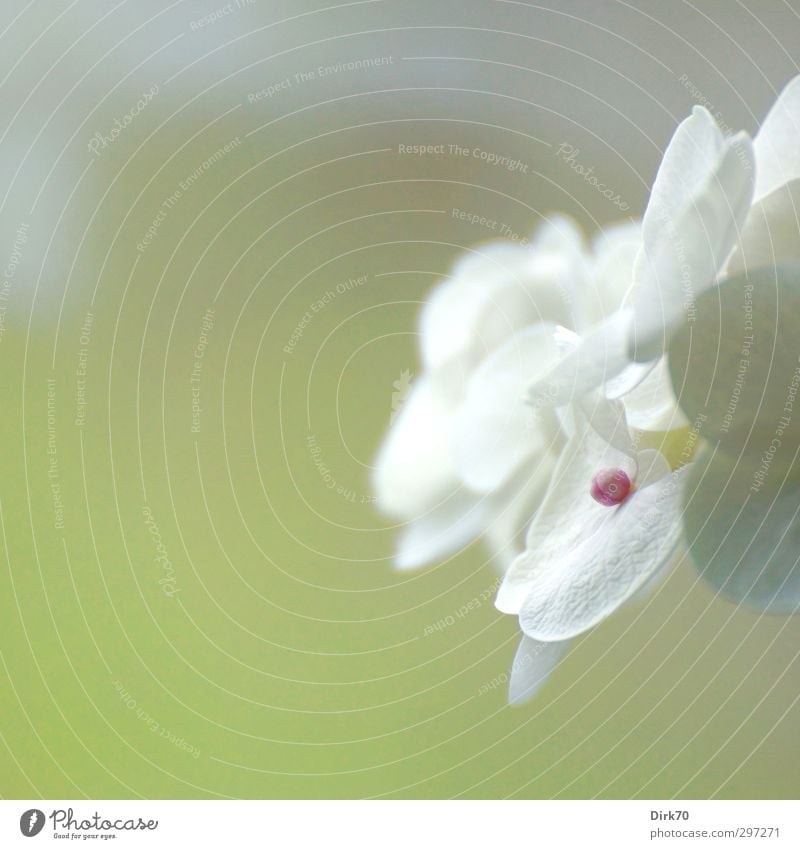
[372,217,642,570]
[496,397,688,702]
[500,77,800,702]
[731,76,800,273]
[532,77,800,409]
[530,104,764,403]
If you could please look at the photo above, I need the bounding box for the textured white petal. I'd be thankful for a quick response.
[641,106,725,251]
[372,361,466,518]
[621,357,689,432]
[728,179,800,274]
[628,548,680,603]
[497,426,630,613]
[498,429,687,640]
[520,485,686,639]
[394,488,496,570]
[752,75,800,202]
[452,324,564,492]
[508,635,570,705]
[527,309,635,406]
[631,132,755,361]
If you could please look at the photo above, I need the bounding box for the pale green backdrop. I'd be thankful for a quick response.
[1,0,798,799]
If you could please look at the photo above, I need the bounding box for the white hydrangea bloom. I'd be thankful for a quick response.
[375,76,800,706]
[373,217,644,571]
[503,77,800,703]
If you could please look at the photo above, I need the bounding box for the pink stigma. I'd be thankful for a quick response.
[590,468,632,506]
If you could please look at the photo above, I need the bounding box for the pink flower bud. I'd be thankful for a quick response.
[590,468,632,506]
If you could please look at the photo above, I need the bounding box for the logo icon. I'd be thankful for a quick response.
[390,369,413,423]
[19,809,45,837]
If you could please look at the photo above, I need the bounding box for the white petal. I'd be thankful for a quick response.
[508,635,569,705]
[752,75,800,202]
[533,213,586,255]
[394,488,495,570]
[628,550,678,603]
[728,179,800,274]
[452,324,564,492]
[621,357,689,432]
[631,132,755,361]
[634,448,672,488]
[641,106,725,252]
[395,460,557,572]
[483,454,558,573]
[604,358,657,399]
[418,253,517,371]
[372,361,466,518]
[496,426,631,614]
[498,429,687,640]
[584,221,642,326]
[527,309,635,406]
[581,394,635,458]
[520,486,686,639]
[420,229,580,371]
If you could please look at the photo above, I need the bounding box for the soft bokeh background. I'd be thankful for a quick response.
[1,0,799,799]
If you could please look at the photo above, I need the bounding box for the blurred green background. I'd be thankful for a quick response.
[1,0,799,799]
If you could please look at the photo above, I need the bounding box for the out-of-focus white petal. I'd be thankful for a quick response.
[584,221,642,326]
[728,179,800,274]
[604,359,657,399]
[752,75,800,202]
[508,634,569,705]
[527,309,634,407]
[641,106,725,251]
[534,213,586,255]
[631,132,755,362]
[420,225,581,371]
[394,489,496,570]
[581,394,635,458]
[498,428,686,641]
[418,254,518,372]
[483,454,558,573]
[372,360,466,518]
[622,357,689,432]
[452,324,564,492]
[533,215,591,328]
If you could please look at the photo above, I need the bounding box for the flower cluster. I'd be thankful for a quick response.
[373,76,800,703]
